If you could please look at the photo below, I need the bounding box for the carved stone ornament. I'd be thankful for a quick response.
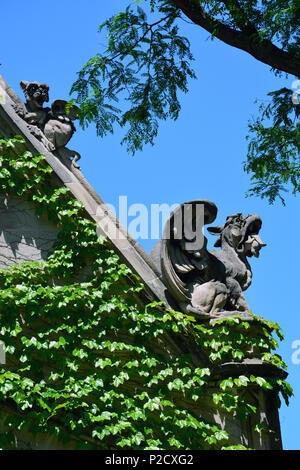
[14,80,81,170]
[149,200,266,319]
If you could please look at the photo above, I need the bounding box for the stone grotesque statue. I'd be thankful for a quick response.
[150,200,266,319]
[20,80,50,127]
[44,99,81,169]
[15,80,81,169]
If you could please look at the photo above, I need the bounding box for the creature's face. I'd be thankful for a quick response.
[207,213,266,257]
[222,214,245,249]
[20,80,49,109]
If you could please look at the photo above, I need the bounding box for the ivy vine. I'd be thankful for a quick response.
[0,136,293,450]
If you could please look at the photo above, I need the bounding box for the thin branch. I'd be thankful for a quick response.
[106,13,176,62]
[147,29,154,83]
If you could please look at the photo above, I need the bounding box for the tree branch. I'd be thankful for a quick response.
[172,0,300,77]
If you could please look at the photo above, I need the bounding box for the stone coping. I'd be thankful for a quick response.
[212,360,288,380]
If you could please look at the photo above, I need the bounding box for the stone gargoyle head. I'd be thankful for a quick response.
[20,80,49,111]
[207,212,267,258]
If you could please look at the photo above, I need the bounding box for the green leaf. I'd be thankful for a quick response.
[220,378,234,391]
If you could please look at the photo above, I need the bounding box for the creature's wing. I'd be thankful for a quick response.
[160,200,218,304]
[169,241,195,274]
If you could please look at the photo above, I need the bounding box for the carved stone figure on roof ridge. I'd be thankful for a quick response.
[15,80,81,170]
[150,199,266,319]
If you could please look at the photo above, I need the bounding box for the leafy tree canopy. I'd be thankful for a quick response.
[70,0,300,204]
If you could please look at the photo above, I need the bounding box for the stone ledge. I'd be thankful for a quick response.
[212,360,288,380]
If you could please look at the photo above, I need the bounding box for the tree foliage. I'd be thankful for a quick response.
[71,2,195,154]
[245,87,300,204]
[70,0,300,203]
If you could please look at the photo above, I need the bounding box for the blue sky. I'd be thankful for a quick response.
[1,0,299,450]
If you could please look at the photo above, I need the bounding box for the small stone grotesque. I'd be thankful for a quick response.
[16,80,81,170]
[44,100,81,169]
[149,200,266,318]
[20,80,50,128]
[14,80,51,146]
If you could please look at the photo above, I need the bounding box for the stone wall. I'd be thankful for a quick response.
[0,195,58,269]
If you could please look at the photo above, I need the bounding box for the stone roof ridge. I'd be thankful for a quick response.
[0,75,168,306]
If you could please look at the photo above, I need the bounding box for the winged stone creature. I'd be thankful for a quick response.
[149,200,266,319]
[44,99,81,169]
